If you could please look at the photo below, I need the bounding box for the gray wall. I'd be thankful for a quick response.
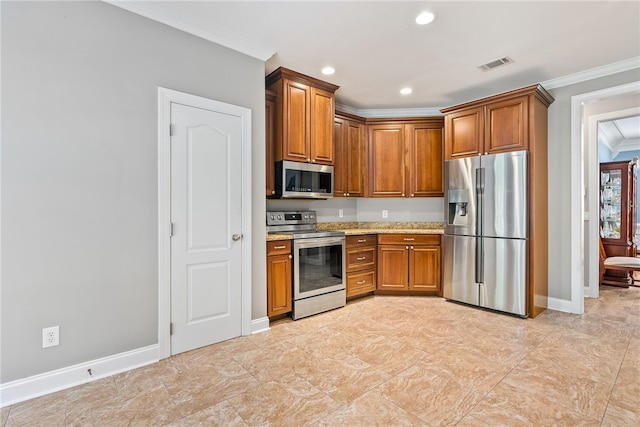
[1,1,266,383]
[547,69,640,301]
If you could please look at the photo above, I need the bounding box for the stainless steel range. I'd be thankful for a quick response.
[267,211,345,320]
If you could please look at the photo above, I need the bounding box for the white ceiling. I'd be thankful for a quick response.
[110,1,640,113]
[599,115,640,157]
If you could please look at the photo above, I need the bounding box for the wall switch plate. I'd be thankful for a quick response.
[43,326,59,348]
[339,209,343,218]
[382,210,388,218]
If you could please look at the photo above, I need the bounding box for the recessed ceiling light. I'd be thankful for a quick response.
[415,11,435,25]
[321,66,335,75]
[400,87,413,95]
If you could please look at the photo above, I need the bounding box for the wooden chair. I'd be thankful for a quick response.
[599,238,640,288]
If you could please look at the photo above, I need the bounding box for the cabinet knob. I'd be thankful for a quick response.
[346,193,350,196]
[307,158,311,162]
[289,254,292,259]
[411,194,414,197]
[271,190,275,195]
[406,246,409,249]
[411,246,414,250]
[402,193,405,197]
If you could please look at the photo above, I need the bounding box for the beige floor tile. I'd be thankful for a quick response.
[608,360,640,413]
[227,374,342,427]
[601,403,640,427]
[313,388,429,427]
[375,359,484,426]
[466,381,601,426]
[168,400,248,426]
[502,362,613,419]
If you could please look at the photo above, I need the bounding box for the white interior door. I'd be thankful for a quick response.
[169,101,243,355]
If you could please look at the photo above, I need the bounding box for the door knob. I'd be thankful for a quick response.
[232,234,243,241]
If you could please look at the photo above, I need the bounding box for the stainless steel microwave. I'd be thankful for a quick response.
[275,160,334,199]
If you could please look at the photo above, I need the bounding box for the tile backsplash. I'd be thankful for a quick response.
[266,197,444,223]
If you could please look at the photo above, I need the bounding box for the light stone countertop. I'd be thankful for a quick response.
[266,222,444,241]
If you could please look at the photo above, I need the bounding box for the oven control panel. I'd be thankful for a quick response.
[267,210,316,226]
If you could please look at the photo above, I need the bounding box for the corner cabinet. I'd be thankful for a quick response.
[266,67,339,165]
[266,240,292,317]
[600,160,637,258]
[441,84,554,318]
[334,113,367,197]
[377,234,441,294]
[367,118,444,197]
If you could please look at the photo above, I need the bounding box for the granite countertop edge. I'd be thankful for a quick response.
[267,222,444,241]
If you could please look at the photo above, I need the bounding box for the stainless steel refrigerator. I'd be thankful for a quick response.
[442,150,528,317]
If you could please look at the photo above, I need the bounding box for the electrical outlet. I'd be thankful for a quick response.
[382,210,388,218]
[339,209,343,218]
[43,326,59,348]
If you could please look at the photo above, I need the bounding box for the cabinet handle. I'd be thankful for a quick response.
[357,280,366,284]
[273,245,286,249]
[356,256,366,261]
[403,238,415,241]
[357,239,367,243]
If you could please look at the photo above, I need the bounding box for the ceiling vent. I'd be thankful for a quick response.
[478,56,514,72]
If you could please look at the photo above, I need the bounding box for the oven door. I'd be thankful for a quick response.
[293,236,345,300]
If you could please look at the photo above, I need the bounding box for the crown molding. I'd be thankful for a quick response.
[104,1,275,62]
[541,57,640,90]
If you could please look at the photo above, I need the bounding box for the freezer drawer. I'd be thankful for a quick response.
[443,235,477,306]
[480,237,528,316]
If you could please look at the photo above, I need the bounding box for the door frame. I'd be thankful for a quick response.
[570,81,640,313]
[586,106,640,300]
[157,87,252,359]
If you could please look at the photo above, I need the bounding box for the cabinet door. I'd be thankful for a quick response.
[333,117,347,196]
[485,96,528,154]
[310,87,335,164]
[409,245,441,292]
[346,120,366,196]
[368,124,406,197]
[267,253,292,317]
[377,245,408,290]
[282,79,310,162]
[444,107,483,159]
[407,124,443,197]
[265,92,276,197]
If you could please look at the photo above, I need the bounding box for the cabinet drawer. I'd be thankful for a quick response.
[377,234,440,245]
[346,246,376,272]
[346,270,376,297]
[346,234,377,247]
[267,240,292,255]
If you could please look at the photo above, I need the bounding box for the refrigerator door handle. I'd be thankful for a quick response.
[475,167,485,284]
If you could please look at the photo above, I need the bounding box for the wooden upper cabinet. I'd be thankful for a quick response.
[310,87,335,164]
[485,96,528,154]
[334,113,366,197]
[444,107,483,159]
[368,124,406,197]
[442,85,553,160]
[367,118,444,197]
[266,67,339,165]
[407,124,443,197]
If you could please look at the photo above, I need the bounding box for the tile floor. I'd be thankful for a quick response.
[2,285,639,426]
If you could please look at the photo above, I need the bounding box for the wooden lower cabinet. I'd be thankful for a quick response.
[377,234,441,293]
[345,234,376,298]
[266,240,292,317]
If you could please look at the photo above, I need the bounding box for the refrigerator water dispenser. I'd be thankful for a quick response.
[447,189,469,226]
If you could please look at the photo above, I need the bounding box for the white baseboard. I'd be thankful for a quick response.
[547,296,581,314]
[251,316,270,334]
[0,344,159,408]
